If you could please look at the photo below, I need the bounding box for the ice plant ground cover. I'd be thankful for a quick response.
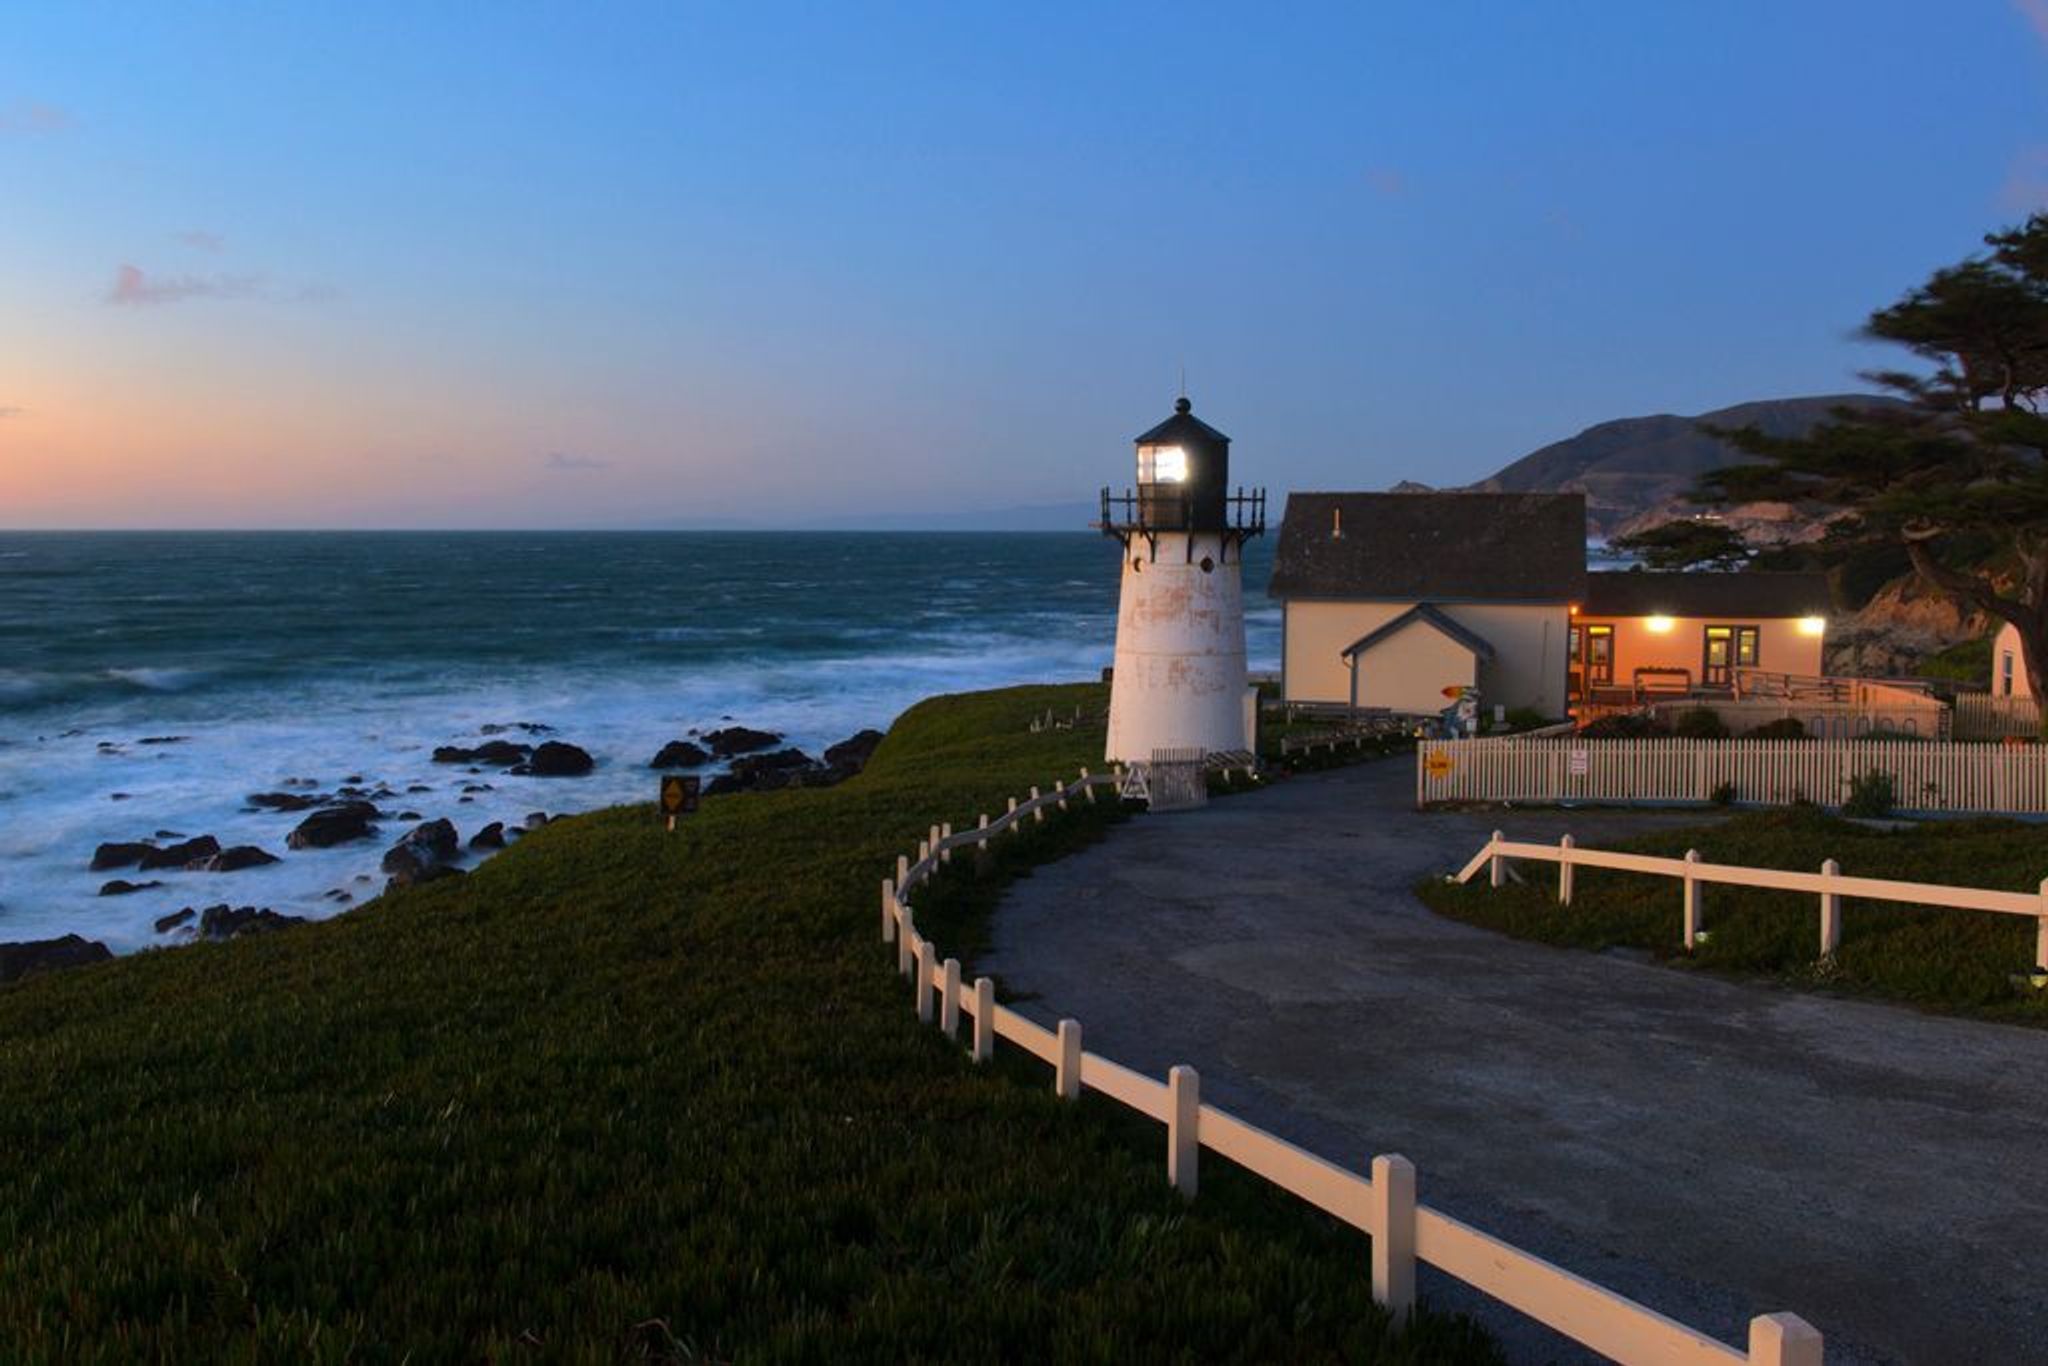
[0,681,1498,1362]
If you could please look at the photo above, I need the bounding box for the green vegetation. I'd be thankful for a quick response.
[1420,806,2048,1025]
[1674,707,1730,740]
[1916,632,1994,687]
[0,682,1496,1363]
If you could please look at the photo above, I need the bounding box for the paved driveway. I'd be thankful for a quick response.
[983,760,2048,1365]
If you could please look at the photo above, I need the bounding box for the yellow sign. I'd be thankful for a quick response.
[1424,750,1453,778]
[660,774,700,817]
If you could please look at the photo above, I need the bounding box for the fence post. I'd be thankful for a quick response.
[1489,830,1506,888]
[1820,859,1842,958]
[1080,766,1096,802]
[897,907,915,977]
[2038,879,2048,971]
[896,853,908,891]
[972,977,994,1063]
[1748,1312,1823,1366]
[1683,849,1702,950]
[918,838,929,866]
[915,940,936,1023]
[1370,1154,1417,1324]
[940,957,961,1038]
[1167,1065,1200,1198]
[977,813,990,850]
[1055,1019,1082,1100]
[1030,785,1045,823]
[881,877,896,943]
[940,822,952,865]
[1056,779,1068,812]
[1558,834,1574,905]
[1006,796,1019,832]
[929,825,942,865]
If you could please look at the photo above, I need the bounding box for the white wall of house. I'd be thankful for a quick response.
[1574,614,1824,690]
[1285,600,1570,716]
[1349,618,1479,714]
[1995,621,2034,698]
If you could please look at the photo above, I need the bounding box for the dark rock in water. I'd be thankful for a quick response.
[197,904,307,940]
[481,721,554,735]
[469,821,506,850]
[457,796,474,804]
[406,783,432,793]
[155,908,195,933]
[513,741,594,777]
[706,748,819,795]
[138,835,221,871]
[191,845,280,873]
[154,830,184,840]
[109,792,132,801]
[703,725,781,757]
[0,934,112,984]
[823,728,885,770]
[432,739,529,766]
[396,811,422,822]
[90,840,158,871]
[138,735,188,745]
[247,791,332,812]
[381,818,460,876]
[286,801,380,849]
[100,878,165,896]
[649,740,711,769]
[524,811,549,830]
[460,782,494,793]
[325,888,353,904]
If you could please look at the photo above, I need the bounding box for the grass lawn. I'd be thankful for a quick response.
[0,682,1498,1363]
[1419,805,2048,1026]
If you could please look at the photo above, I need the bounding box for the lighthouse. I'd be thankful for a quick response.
[1101,397,1265,765]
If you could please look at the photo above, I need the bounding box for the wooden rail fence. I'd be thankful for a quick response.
[1456,830,2048,971]
[1418,735,2048,815]
[883,771,1824,1364]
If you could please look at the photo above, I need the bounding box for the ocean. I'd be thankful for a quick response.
[0,531,1279,951]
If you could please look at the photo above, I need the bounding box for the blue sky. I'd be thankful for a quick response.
[3,2,2045,528]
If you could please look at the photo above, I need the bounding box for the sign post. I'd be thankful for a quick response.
[660,774,700,832]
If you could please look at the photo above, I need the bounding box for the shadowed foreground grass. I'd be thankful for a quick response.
[1420,805,2048,1026]
[0,683,1498,1362]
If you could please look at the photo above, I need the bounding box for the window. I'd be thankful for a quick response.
[1702,625,1759,686]
[1584,624,1614,686]
[2002,651,2015,697]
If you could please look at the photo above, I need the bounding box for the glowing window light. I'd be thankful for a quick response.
[1798,616,1826,637]
[1646,615,1675,634]
[1140,444,1188,484]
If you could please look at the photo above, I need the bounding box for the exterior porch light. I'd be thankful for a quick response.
[1646,615,1675,634]
[1798,616,1826,637]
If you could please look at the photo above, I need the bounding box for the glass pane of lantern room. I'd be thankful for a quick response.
[1139,445,1187,484]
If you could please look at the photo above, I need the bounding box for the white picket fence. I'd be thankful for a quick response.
[1456,830,2048,972]
[1953,692,2041,741]
[883,770,1824,1365]
[1417,735,2048,814]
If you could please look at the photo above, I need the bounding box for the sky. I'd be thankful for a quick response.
[3,2,2047,529]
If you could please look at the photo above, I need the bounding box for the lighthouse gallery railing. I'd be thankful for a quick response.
[879,770,1824,1365]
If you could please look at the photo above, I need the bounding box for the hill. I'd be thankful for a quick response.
[1472,394,1904,537]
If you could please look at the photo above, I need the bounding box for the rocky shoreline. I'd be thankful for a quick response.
[0,719,888,988]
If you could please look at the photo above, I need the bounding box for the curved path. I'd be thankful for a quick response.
[983,760,2048,1365]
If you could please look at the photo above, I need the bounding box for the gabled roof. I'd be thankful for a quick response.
[1342,603,1497,661]
[1269,492,1587,602]
[1582,571,1832,619]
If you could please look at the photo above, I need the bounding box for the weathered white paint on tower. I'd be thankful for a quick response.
[1106,532,1249,762]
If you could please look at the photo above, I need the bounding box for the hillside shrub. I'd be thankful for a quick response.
[1843,768,1899,818]
[1579,712,1672,739]
[1746,717,1808,740]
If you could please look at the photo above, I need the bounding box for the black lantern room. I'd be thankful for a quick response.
[1101,396,1265,559]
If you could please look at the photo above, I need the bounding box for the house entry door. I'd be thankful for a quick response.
[1702,626,1758,687]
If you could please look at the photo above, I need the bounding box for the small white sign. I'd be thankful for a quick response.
[1569,748,1590,777]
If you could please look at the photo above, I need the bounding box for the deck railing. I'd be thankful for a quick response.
[882,770,1824,1364]
[1455,830,2048,972]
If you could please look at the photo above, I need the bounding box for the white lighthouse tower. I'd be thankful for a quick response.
[1102,396,1265,765]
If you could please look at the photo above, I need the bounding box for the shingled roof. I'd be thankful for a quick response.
[1583,571,1832,619]
[1268,492,1587,602]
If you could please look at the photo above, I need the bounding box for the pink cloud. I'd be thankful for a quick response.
[0,101,70,134]
[2018,0,2048,46]
[105,263,265,307]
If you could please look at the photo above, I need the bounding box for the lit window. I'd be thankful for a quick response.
[1139,444,1188,484]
